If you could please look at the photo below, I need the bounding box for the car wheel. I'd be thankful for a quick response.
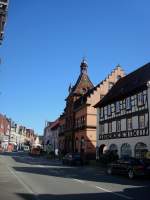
[107,167,112,175]
[128,169,134,179]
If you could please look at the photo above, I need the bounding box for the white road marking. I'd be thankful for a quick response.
[7,166,39,200]
[95,185,133,200]
[73,178,85,183]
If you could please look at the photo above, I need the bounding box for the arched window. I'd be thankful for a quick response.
[109,144,118,152]
[121,143,132,158]
[99,144,106,155]
[135,142,148,159]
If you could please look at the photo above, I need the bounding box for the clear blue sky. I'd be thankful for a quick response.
[0,0,150,135]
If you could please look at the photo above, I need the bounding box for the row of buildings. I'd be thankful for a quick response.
[44,60,150,160]
[0,113,38,151]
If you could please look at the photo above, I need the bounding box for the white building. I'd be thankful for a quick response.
[10,123,20,148]
[43,120,59,154]
[95,63,150,159]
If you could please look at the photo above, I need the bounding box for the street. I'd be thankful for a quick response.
[0,152,150,200]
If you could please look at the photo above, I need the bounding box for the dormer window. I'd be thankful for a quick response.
[126,97,131,110]
[116,101,120,113]
[107,105,111,116]
[108,82,114,90]
[116,75,122,81]
[137,92,144,106]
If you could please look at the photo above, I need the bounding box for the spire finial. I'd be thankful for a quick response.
[80,58,88,74]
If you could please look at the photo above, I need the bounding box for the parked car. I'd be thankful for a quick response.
[107,157,150,179]
[62,153,83,166]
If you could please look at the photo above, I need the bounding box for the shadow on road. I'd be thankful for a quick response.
[16,185,150,200]
[13,164,150,188]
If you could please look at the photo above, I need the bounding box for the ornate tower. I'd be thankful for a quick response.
[80,59,88,75]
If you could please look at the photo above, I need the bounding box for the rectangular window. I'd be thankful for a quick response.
[80,116,85,125]
[100,124,104,134]
[107,105,111,116]
[126,97,131,110]
[116,120,121,132]
[127,118,132,130]
[137,93,144,106]
[139,115,145,129]
[108,122,112,133]
[116,101,120,113]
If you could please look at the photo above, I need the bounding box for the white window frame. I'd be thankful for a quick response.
[100,124,104,134]
[139,115,145,129]
[127,118,132,130]
[107,105,111,116]
[137,92,144,106]
[116,101,120,113]
[116,120,121,132]
[108,122,112,133]
[126,97,131,110]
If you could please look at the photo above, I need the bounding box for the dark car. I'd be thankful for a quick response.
[62,153,83,166]
[107,157,150,179]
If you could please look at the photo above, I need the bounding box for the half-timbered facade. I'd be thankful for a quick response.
[95,63,150,159]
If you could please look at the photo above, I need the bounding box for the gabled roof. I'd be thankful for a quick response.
[71,73,94,94]
[95,62,150,108]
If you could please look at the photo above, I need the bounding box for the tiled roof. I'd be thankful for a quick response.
[95,62,150,108]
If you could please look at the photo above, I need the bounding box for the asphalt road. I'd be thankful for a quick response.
[0,152,150,200]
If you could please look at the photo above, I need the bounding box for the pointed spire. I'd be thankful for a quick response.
[80,58,88,75]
